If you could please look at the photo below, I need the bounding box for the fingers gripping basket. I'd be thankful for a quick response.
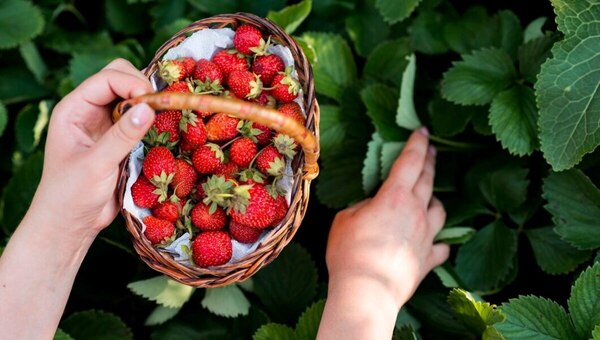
[112,13,320,287]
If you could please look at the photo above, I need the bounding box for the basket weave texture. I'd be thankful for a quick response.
[113,13,320,287]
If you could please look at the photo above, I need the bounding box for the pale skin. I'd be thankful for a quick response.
[0,60,448,339]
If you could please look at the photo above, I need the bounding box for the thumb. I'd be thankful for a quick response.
[92,103,155,169]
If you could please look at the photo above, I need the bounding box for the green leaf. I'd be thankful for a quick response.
[294,36,317,65]
[396,308,421,331]
[472,109,493,135]
[455,221,518,291]
[127,275,195,308]
[53,329,74,340]
[428,97,478,137]
[345,0,390,57]
[552,0,596,35]
[568,262,600,338]
[364,39,411,87]
[145,306,180,326]
[69,45,140,86]
[318,105,346,156]
[494,10,523,59]
[149,19,192,54]
[0,0,44,49]
[186,0,240,14]
[295,300,326,340]
[380,141,405,180]
[268,0,312,35]
[151,320,228,340]
[442,48,516,106]
[526,227,591,275]
[409,10,449,55]
[410,293,472,336]
[593,325,600,340]
[1,152,43,235]
[433,265,461,288]
[361,83,404,141]
[19,41,47,84]
[201,284,251,318]
[0,67,48,104]
[497,295,575,340]
[61,310,133,340]
[435,227,476,245]
[375,0,422,24]
[543,169,600,249]
[489,85,539,156]
[253,243,318,323]
[15,100,51,153]
[43,28,113,54]
[444,200,492,226]
[253,324,296,340]
[105,0,148,35]
[392,325,419,340]
[362,133,384,195]
[396,54,422,130]
[149,0,187,30]
[478,162,529,212]
[301,32,357,101]
[524,17,547,43]
[518,32,559,84]
[0,101,7,138]
[448,288,506,334]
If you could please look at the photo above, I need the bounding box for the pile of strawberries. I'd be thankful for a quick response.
[131,25,306,268]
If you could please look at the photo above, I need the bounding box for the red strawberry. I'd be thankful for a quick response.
[191,203,227,231]
[229,221,262,244]
[143,147,176,191]
[180,140,195,154]
[143,216,175,245]
[192,231,232,267]
[145,110,182,146]
[193,59,223,85]
[196,177,208,198]
[234,25,266,55]
[253,123,272,146]
[171,159,198,198]
[229,137,257,168]
[256,145,285,177]
[227,70,263,99]
[212,49,248,81]
[206,113,240,142]
[180,111,207,149]
[152,200,181,222]
[251,90,276,107]
[230,184,277,229]
[214,162,239,180]
[192,143,225,174]
[277,102,305,125]
[131,175,161,208]
[253,54,285,85]
[158,57,195,85]
[163,80,192,93]
[270,73,300,103]
[271,195,288,226]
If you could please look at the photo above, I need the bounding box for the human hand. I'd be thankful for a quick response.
[32,59,156,237]
[325,128,449,310]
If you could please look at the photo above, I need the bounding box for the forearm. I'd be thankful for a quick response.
[317,276,404,340]
[0,199,97,339]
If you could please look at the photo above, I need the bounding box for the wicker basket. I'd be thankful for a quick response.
[112,13,320,287]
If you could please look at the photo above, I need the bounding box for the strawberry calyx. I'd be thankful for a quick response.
[158,60,184,85]
[272,134,297,159]
[192,79,224,94]
[249,35,271,57]
[247,73,263,99]
[237,120,263,143]
[201,175,236,212]
[143,126,178,149]
[179,110,199,132]
[238,168,266,184]
[227,183,253,215]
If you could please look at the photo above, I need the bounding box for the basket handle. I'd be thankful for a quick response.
[112,92,319,180]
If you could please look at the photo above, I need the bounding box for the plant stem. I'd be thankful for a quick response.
[429,135,486,150]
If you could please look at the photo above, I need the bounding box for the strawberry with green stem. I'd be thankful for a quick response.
[163,80,193,93]
[143,216,176,245]
[180,110,207,150]
[192,231,232,267]
[152,196,182,223]
[227,69,263,99]
[229,183,277,229]
[229,137,257,168]
[158,57,195,85]
[211,49,249,82]
[191,202,227,231]
[144,110,182,147]
[131,175,162,208]
[142,146,176,198]
[253,54,285,85]
[192,143,225,174]
[268,67,300,103]
[206,113,240,142]
[255,144,286,178]
[170,158,198,198]
[234,25,269,56]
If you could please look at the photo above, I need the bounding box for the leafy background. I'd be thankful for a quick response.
[1,0,599,338]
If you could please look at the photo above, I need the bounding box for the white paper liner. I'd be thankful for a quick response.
[123,27,306,267]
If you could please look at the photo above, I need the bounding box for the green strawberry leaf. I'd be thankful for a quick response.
[518,32,559,85]
[253,243,318,323]
[105,0,148,35]
[396,307,421,331]
[375,0,422,24]
[409,10,450,55]
[19,41,47,84]
[1,152,43,235]
[593,325,600,340]
[364,39,411,87]
[0,101,7,138]
[433,264,462,288]
[201,284,251,318]
[493,10,523,59]
[15,100,52,153]
[361,83,405,141]
[53,329,74,340]
[149,0,188,30]
[300,32,357,101]
[186,0,240,14]
[145,306,180,326]
[543,169,600,249]
[61,310,133,340]
[380,141,405,181]
[489,85,539,156]
[455,220,518,291]
[396,54,422,130]
[434,227,476,245]
[447,288,506,334]
[0,0,44,50]
[428,97,481,137]
[496,296,575,340]
[478,162,529,212]
[295,300,326,340]
[442,48,516,106]
[253,324,296,340]
[525,227,591,275]
[409,293,472,336]
[267,0,312,35]
[318,105,346,157]
[568,262,600,338]
[43,28,113,54]
[362,132,384,195]
[127,275,195,308]
[345,0,390,57]
[444,200,492,226]
[392,325,418,340]
[523,17,547,43]
[0,67,49,105]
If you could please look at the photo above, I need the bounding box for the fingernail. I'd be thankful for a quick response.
[129,103,152,127]
[428,145,437,156]
[419,126,429,136]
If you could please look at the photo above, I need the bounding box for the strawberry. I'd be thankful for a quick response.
[277,102,305,125]
[180,110,207,149]
[192,231,232,267]
[192,143,225,174]
[158,57,195,85]
[271,195,288,226]
[214,162,239,180]
[230,184,277,229]
[229,137,257,168]
[152,200,181,223]
[256,145,285,177]
[206,113,240,142]
[171,159,198,198]
[237,120,271,145]
[180,140,195,154]
[229,221,262,244]
[163,80,192,93]
[191,203,227,231]
[132,175,161,208]
[234,25,267,55]
[143,147,176,195]
[196,177,208,198]
[143,216,175,245]
[253,123,272,146]
[253,54,285,85]
[227,70,263,99]
[251,90,276,107]
[270,72,300,103]
[193,59,223,85]
[144,110,182,146]
[238,168,266,185]
[212,49,248,81]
